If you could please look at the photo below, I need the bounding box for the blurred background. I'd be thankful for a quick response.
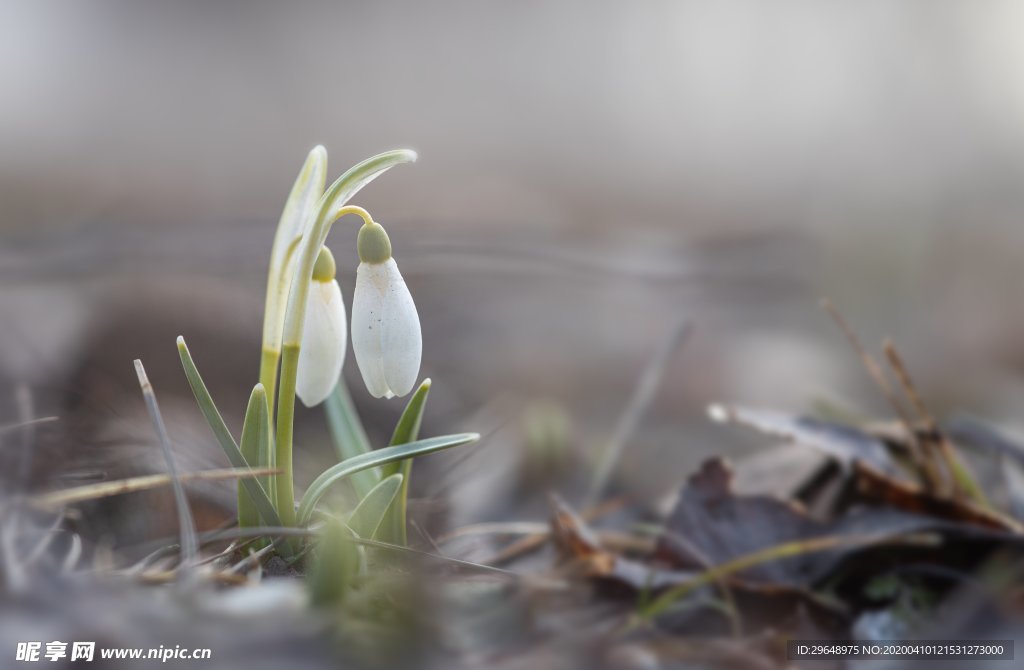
[3,0,1024,538]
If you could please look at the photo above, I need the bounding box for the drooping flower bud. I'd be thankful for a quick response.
[296,246,347,407]
[351,221,422,398]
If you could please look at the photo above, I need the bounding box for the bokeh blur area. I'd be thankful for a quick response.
[3,0,1024,522]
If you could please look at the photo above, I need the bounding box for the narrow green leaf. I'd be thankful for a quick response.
[297,433,479,526]
[347,474,403,540]
[259,409,275,504]
[324,379,379,498]
[307,516,361,606]
[383,379,431,477]
[262,146,327,358]
[176,337,283,531]
[238,384,270,529]
[378,379,431,545]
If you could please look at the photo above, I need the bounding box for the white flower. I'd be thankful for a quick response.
[351,222,422,398]
[296,247,347,407]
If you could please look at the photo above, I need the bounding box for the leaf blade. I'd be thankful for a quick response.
[383,379,431,477]
[176,337,283,531]
[297,433,479,526]
[324,380,379,498]
[378,379,431,545]
[238,384,270,529]
[348,474,403,540]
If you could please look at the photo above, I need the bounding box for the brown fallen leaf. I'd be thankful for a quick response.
[548,494,850,637]
[656,458,825,585]
[550,457,1024,643]
[710,399,1014,532]
[657,458,1022,588]
[549,494,697,591]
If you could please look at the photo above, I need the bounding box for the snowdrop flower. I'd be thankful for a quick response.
[351,221,422,398]
[296,246,347,407]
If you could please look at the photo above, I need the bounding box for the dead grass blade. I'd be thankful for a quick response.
[135,359,198,572]
[820,298,943,492]
[882,340,985,504]
[29,467,279,510]
[0,416,58,439]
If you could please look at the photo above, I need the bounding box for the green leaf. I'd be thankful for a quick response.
[238,384,271,529]
[324,380,379,498]
[307,516,361,607]
[262,146,328,359]
[384,379,432,475]
[347,474,403,540]
[378,379,431,545]
[176,337,283,532]
[297,433,479,527]
[259,404,275,503]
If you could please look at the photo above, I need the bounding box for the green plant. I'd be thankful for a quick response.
[176,147,479,568]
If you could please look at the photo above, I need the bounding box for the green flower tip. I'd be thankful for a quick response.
[357,221,393,264]
[312,246,337,282]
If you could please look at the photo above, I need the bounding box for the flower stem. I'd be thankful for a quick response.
[259,347,280,420]
[274,343,300,529]
[272,209,368,529]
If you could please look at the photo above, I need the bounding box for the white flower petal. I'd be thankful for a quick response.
[351,262,389,398]
[296,279,346,407]
[352,259,421,398]
[380,263,421,397]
